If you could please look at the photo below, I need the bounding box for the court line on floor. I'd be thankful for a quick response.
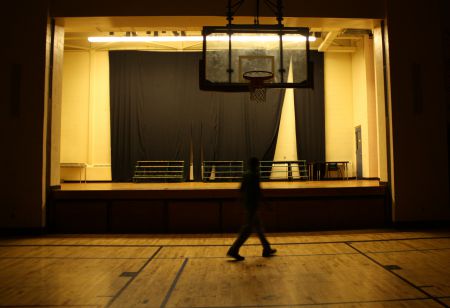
[359,247,450,254]
[0,235,448,248]
[0,298,438,308]
[345,242,448,307]
[160,258,189,308]
[106,246,162,308]
[154,252,360,260]
[156,297,437,308]
[1,248,447,261]
[0,305,98,307]
[0,256,153,260]
[1,247,446,260]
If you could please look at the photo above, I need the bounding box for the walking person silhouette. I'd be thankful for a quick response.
[227,157,277,261]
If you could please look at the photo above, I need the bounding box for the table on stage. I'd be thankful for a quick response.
[60,163,87,183]
[308,161,350,180]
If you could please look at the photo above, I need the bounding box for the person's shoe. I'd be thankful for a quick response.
[262,248,277,257]
[227,251,245,261]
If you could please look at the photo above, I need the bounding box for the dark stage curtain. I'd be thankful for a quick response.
[295,52,325,162]
[109,51,324,181]
[109,51,284,181]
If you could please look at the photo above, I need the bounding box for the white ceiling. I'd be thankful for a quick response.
[61,16,379,52]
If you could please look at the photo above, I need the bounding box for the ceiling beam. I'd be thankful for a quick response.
[335,35,363,40]
[318,31,339,52]
[326,46,357,53]
[64,44,90,50]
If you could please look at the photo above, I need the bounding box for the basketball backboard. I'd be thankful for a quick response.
[199,25,312,92]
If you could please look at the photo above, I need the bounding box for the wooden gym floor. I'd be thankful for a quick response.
[0,229,449,307]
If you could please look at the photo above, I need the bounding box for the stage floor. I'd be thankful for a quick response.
[60,179,382,191]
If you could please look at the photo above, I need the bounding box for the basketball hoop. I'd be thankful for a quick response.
[243,70,274,103]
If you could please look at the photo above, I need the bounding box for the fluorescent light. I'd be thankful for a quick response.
[88,36,204,42]
[87,35,316,43]
[209,35,316,42]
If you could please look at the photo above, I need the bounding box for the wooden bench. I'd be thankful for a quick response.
[132,161,185,182]
[201,161,244,182]
[260,160,308,181]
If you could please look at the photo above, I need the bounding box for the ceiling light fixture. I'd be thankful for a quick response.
[87,35,316,43]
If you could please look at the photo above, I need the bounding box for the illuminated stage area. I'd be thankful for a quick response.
[49,180,388,233]
[54,16,394,234]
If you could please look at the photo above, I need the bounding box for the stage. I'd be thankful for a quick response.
[48,180,389,233]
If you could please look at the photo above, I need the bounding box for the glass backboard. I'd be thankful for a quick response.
[199,25,312,92]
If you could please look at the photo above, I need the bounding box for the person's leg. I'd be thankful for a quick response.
[227,211,254,260]
[228,225,251,252]
[253,213,270,249]
[253,213,277,257]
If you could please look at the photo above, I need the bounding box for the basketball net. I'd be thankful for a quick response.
[243,71,274,103]
[248,80,267,103]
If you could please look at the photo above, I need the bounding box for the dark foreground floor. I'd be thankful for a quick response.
[0,229,449,307]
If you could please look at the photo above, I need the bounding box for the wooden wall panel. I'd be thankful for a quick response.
[110,200,165,233]
[168,201,221,233]
[221,201,245,233]
[53,201,107,232]
[48,186,388,233]
[275,197,386,230]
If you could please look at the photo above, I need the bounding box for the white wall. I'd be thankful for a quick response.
[363,36,379,178]
[352,40,370,177]
[60,50,111,181]
[351,37,379,178]
[324,36,382,179]
[324,53,355,176]
[373,27,388,182]
[89,50,112,179]
[50,25,65,187]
